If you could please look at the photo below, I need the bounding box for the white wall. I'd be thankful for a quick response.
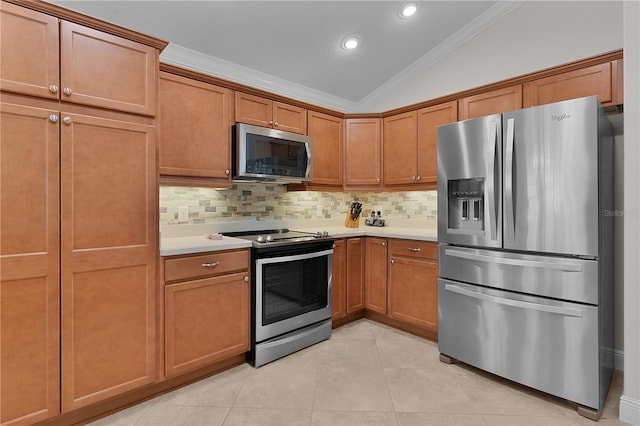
[370,1,623,112]
[621,1,640,423]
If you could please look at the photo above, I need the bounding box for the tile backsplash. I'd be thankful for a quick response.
[160,184,437,226]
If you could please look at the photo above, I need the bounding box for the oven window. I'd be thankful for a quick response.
[261,255,328,325]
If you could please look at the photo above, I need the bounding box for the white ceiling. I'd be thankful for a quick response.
[49,1,523,112]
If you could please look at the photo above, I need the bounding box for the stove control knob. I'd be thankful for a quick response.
[265,235,273,242]
[322,231,329,237]
[314,232,322,238]
[256,235,265,243]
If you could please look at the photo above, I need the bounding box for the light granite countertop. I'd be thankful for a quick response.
[160,222,437,256]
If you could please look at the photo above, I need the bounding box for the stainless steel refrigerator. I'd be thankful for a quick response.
[437,96,614,417]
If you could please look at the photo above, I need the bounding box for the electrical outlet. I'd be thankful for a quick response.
[178,206,189,223]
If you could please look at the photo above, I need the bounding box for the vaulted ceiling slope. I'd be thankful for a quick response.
[49,1,523,113]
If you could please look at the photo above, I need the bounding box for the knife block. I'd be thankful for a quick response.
[344,211,360,228]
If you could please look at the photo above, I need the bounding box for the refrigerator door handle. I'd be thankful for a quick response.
[486,121,498,240]
[443,249,584,272]
[444,284,584,317]
[504,118,515,243]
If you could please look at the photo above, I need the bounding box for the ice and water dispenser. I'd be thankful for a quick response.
[447,178,485,233]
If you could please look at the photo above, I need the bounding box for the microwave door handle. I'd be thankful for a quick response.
[305,142,312,179]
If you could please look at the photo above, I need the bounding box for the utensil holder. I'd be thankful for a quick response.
[344,211,360,228]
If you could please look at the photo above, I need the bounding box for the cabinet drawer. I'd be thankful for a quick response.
[388,239,437,260]
[165,250,249,282]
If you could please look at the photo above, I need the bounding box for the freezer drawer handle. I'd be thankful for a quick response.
[444,249,583,272]
[444,284,583,317]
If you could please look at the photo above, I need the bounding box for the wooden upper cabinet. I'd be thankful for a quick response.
[459,85,523,120]
[235,92,307,134]
[383,111,418,186]
[523,61,622,108]
[0,2,60,100]
[60,21,157,116]
[307,111,343,187]
[417,101,457,184]
[1,101,60,425]
[344,118,382,189]
[0,4,157,116]
[60,112,157,412]
[159,72,233,180]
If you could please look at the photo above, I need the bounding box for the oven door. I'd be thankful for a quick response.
[255,248,332,342]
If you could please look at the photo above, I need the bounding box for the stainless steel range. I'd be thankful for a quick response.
[224,229,333,367]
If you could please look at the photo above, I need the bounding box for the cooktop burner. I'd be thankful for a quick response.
[223,228,332,247]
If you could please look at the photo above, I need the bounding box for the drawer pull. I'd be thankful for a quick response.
[201,261,220,268]
[408,248,421,252]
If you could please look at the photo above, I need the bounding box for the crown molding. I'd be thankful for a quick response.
[160,1,524,114]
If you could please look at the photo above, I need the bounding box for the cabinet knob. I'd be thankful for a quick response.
[244,276,249,282]
[412,176,416,181]
[49,114,59,123]
[417,175,421,181]
[274,122,279,127]
[49,84,58,94]
[381,242,386,247]
[63,117,72,125]
[408,247,421,252]
[201,261,220,268]
[63,87,72,96]
[268,120,274,126]
[225,169,230,175]
[376,178,381,183]
[390,259,395,265]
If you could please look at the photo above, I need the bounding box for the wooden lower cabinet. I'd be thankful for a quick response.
[346,238,365,313]
[1,101,61,425]
[165,272,250,377]
[60,111,157,412]
[387,240,438,332]
[162,249,250,378]
[364,238,387,314]
[331,239,347,320]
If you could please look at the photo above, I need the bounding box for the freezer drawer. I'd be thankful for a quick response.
[439,245,599,305]
[438,279,604,409]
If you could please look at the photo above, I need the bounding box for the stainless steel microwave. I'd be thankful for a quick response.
[233,123,313,183]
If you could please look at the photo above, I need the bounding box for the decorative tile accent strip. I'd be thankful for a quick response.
[159,184,437,225]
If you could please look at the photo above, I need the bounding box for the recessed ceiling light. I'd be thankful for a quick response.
[399,2,418,18]
[341,36,359,50]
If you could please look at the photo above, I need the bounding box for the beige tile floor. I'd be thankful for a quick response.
[89,319,625,426]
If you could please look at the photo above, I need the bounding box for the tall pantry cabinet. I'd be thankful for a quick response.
[0,1,164,423]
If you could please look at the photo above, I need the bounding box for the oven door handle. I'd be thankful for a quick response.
[256,248,334,265]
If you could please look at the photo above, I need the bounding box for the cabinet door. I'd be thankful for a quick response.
[159,72,233,179]
[344,118,382,188]
[459,85,522,120]
[165,272,250,377]
[331,239,347,320]
[388,256,438,331]
[61,112,157,411]
[60,21,157,116]
[383,111,417,185]
[273,101,307,134]
[235,92,273,128]
[346,238,365,313]
[1,102,60,424]
[364,238,387,314]
[417,101,457,184]
[307,111,343,186]
[523,62,617,108]
[0,3,59,100]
